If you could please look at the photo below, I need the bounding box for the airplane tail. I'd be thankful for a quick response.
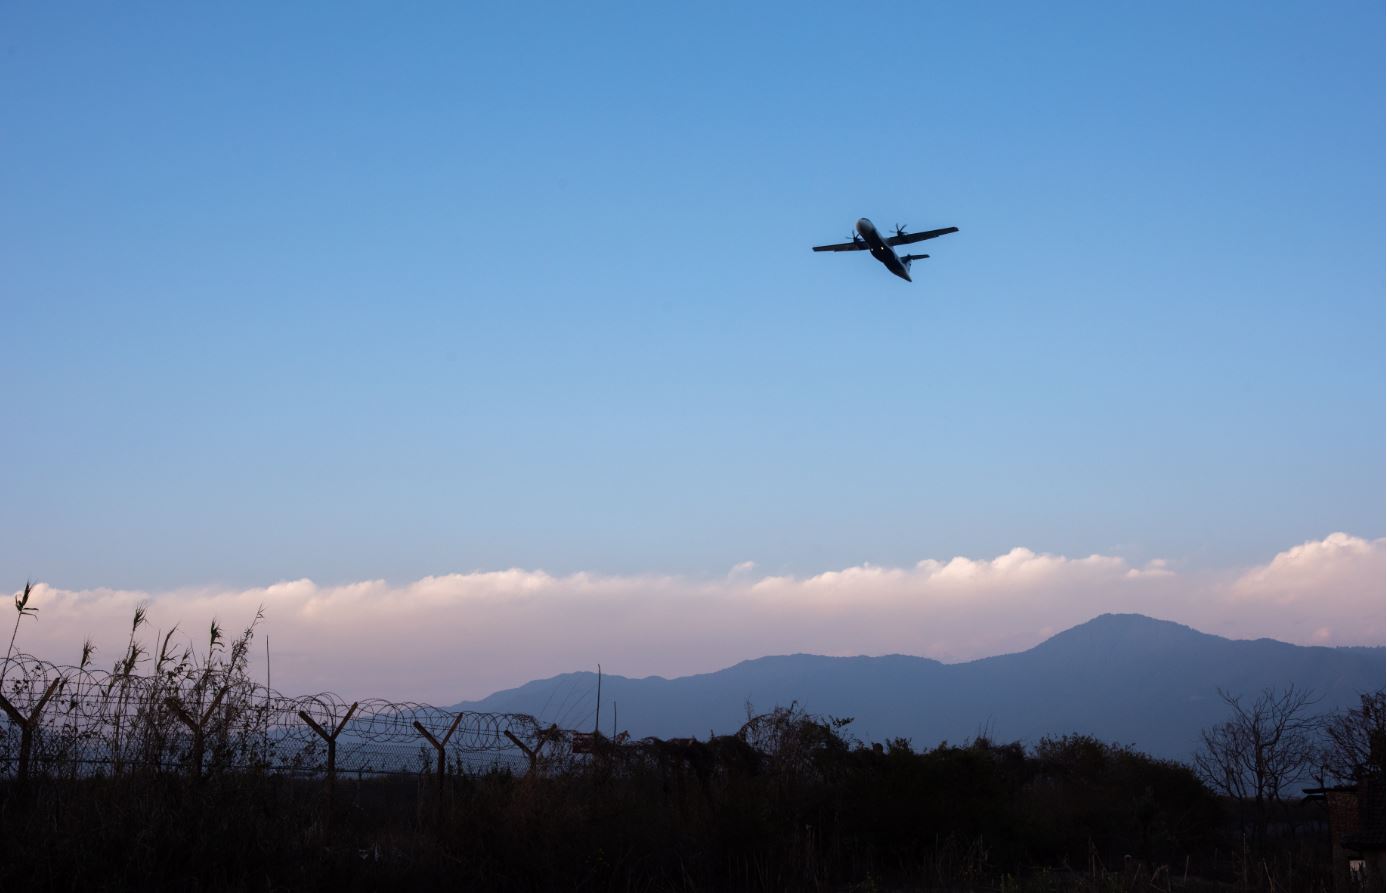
[901,253,929,268]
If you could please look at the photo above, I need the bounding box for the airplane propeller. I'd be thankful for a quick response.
[848,232,862,243]
[893,223,909,238]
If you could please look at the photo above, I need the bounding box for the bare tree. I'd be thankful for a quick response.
[1320,689,1384,784]
[1193,685,1319,841]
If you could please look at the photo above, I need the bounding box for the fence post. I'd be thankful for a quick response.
[298,701,358,813]
[413,712,465,821]
[0,677,63,785]
[503,724,558,774]
[166,684,230,779]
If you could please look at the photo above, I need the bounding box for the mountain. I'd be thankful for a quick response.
[453,614,1385,760]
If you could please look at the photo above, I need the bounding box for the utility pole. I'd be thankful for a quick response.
[264,636,272,758]
[594,664,601,735]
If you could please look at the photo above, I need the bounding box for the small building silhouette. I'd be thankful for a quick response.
[1304,777,1384,892]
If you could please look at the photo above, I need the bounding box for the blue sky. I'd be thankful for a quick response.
[3,3,1382,593]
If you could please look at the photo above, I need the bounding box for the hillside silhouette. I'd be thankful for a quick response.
[456,613,1384,759]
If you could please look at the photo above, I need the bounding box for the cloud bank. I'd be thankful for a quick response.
[10,533,1383,704]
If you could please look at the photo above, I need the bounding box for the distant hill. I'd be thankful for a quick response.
[453,613,1385,760]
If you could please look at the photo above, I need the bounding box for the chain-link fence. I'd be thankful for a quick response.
[0,653,556,781]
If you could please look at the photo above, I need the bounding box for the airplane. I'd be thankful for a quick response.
[812,217,959,282]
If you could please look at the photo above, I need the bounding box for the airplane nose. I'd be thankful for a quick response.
[855,218,872,235]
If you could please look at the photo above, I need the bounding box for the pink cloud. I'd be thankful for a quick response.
[1232,532,1384,604]
[7,533,1383,704]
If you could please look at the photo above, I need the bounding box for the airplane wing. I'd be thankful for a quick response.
[811,239,869,252]
[885,226,959,247]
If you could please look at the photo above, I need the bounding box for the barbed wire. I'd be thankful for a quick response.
[0,653,557,779]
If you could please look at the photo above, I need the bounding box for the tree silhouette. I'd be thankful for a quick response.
[1320,689,1385,784]
[1193,685,1319,842]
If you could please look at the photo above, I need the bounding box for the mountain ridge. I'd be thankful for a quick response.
[454,613,1384,760]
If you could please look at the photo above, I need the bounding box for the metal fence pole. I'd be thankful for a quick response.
[298,701,359,814]
[166,684,229,779]
[0,678,63,785]
[413,712,464,825]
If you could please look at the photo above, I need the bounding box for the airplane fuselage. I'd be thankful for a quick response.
[855,217,913,282]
